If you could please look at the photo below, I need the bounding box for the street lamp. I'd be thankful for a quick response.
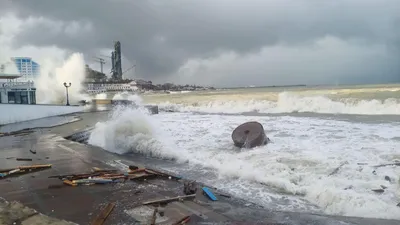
[63,82,71,106]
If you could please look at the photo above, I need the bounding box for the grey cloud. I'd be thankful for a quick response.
[2,0,400,85]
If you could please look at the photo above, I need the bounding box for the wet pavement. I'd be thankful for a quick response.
[0,111,399,225]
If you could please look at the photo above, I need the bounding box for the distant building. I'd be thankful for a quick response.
[0,74,36,104]
[111,41,123,81]
[11,57,40,81]
[84,80,138,94]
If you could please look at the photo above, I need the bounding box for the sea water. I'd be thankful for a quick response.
[88,84,400,219]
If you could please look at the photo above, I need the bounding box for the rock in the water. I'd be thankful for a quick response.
[231,121,269,148]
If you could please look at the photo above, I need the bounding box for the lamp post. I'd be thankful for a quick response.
[63,82,71,106]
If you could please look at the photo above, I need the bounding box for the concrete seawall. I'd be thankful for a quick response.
[0,104,84,125]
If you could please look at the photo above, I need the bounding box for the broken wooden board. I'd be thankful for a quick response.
[173,215,191,225]
[0,164,52,179]
[142,194,197,206]
[90,202,116,225]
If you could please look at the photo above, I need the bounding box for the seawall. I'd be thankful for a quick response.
[0,104,84,125]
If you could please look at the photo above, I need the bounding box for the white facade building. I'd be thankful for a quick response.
[0,74,36,104]
[85,81,138,93]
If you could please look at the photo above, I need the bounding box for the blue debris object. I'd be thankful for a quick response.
[202,187,218,201]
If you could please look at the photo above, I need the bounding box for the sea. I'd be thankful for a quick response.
[87,83,400,220]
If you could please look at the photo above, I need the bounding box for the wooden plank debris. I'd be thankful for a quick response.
[0,164,52,179]
[16,158,33,161]
[142,194,196,205]
[150,207,158,225]
[373,162,400,168]
[90,202,116,225]
[328,161,348,176]
[173,215,191,225]
[49,166,166,187]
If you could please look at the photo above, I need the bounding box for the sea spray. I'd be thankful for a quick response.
[34,53,89,104]
[95,93,107,100]
[157,91,400,115]
[88,94,181,159]
[113,91,143,105]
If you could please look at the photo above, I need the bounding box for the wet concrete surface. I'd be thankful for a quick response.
[0,115,81,133]
[0,111,399,225]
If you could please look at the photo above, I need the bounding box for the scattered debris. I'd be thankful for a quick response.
[328,161,348,176]
[384,176,391,182]
[30,149,37,154]
[217,193,231,198]
[373,162,400,168]
[0,129,34,137]
[202,187,218,201]
[231,121,270,148]
[372,189,385,193]
[90,202,115,225]
[49,166,180,187]
[142,194,196,205]
[173,215,191,225]
[0,164,52,179]
[344,185,353,190]
[150,207,158,225]
[129,165,139,170]
[397,203,400,207]
[16,158,33,161]
[380,185,387,189]
[183,181,197,195]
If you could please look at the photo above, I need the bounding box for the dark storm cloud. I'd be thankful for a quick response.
[2,0,400,85]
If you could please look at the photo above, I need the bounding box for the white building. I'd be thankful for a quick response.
[11,57,41,82]
[85,81,138,93]
[0,74,36,104]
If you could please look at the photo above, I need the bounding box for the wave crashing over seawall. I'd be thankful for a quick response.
[88,102,181,159]
[86,92,400,220]
[159,92,400,115]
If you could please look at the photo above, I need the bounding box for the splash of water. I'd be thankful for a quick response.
[34,53,89,104]
[88,94,181,159]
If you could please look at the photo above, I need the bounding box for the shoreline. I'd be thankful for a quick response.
[0,111,399,224]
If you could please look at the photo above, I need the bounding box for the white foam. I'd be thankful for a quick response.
[113,92,143,105]
[88,95,182,159]
[87,94,400,219]
[154,113,400,219]
[158,92,400,115]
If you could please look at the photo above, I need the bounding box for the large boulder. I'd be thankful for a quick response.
[231,121,270,148]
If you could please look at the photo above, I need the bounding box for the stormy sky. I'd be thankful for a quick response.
[0,0,399,87]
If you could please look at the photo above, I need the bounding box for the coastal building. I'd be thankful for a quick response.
[0,74,36,104]
[11,57,40,81]
[84,80,138,93]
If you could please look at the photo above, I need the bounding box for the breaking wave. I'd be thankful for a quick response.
[87,95,181,159]
[159,92,400,115]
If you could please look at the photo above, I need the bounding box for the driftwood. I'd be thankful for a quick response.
[328,162,348,176]
[90,202,115,225]
[173,215,191,225]
[0,164,51,174]
[150,207,158,225]
[16,158,33,161]
[373,162,400,168]
[142,194,196,206]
